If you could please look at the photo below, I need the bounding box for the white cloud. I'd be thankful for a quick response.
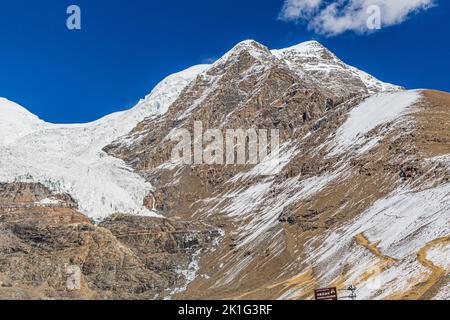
[280,0,324,20]
[279,0,435,36]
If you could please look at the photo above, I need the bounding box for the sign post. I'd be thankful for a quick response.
[339,285,358,300]
[314,287,338,300]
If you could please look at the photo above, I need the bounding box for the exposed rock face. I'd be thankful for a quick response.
[0,183,219,299]
[0,40,448,300]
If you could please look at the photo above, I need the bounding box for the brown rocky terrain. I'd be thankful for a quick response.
[0,183,219,299]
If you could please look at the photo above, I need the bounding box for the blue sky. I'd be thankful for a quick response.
[0,0,448,123]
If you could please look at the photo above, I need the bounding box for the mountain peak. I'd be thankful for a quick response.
[220,39,270,58]
[0,97,40,121]
[0,97,25,110]
[209,39,275,72]
[232,39,267,50]
[0,98,44,145]
[273,40,335,60]
[281,40,326,51]
[272,40,401,95]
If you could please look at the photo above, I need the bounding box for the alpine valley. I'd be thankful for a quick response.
[0,40,448,300]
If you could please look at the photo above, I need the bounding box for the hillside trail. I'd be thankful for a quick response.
[388,236,450,300]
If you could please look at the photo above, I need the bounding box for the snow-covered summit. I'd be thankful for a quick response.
[0,98,45,145]
[275,40,326,55]
[273,40,402,95]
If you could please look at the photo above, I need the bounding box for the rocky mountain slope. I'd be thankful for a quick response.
[0,40,448,300]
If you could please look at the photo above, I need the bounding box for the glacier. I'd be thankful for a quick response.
[0,65,209,221]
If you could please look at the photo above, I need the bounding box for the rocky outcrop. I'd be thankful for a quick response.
[0,183,220,299]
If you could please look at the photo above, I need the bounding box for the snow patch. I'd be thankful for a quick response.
[35,198,62,206]
[330,90,421,155]
[427,243,450,269]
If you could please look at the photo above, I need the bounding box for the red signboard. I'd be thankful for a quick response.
[314,287,338,300]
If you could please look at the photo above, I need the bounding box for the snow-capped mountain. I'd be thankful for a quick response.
[0,40,448,300]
